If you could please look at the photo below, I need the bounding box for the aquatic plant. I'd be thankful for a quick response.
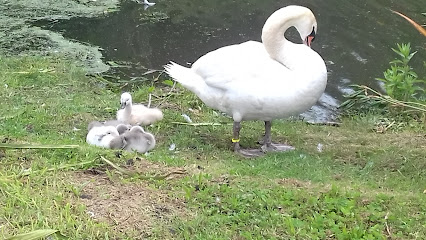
[377,43,424,102]
[341,43,425,119]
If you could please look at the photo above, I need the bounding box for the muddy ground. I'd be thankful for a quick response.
[68,157,190,238]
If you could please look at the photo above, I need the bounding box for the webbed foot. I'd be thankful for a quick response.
[261,143,295,152]
[236,148,265,158]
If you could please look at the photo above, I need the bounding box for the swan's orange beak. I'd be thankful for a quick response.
[304,28,316,48]
[304,35,315,47]
[304,36,314,47]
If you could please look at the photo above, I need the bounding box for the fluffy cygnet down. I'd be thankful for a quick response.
[116,123,131,135]
[86,125,119,148]
[116,92,163,126]
[109,126,156,153]
[88,120,131,135]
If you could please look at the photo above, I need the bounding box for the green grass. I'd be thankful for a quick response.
[0,56,425,239]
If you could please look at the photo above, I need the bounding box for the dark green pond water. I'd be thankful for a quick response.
[35,0,425,121]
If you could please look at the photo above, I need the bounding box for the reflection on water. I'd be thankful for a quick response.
[34,0,425,121]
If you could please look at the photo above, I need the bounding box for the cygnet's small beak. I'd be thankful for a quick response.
[97,134,106,141]
[120,101,126,109]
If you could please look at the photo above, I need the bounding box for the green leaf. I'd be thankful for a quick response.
[389,59,403,65]
[407,51,417,61]
[162,79,175,87]
[147,86,155,93]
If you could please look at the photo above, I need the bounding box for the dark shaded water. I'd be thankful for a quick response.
[36,0,425,121]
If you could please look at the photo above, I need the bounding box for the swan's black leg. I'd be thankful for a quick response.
[233,121,265,158]
[258,121,272,145]
[264,121,272,147]
[261,121,295,152]
[232,121,241,152]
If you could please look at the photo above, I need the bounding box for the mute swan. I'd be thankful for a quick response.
[109,126,156,153]
[86,125,120,148]
[116,92,164,126]
[165,5,327,157]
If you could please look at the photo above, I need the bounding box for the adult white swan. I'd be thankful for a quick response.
[165,5,327,157]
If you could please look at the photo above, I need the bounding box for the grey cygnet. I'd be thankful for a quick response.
[109,126,156,153]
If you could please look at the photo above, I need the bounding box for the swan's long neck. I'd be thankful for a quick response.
[261,7,305,70]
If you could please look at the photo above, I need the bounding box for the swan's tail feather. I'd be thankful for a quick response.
[164,62,204,94]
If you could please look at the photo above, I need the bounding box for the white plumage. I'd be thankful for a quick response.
[116,92,163,126]
[165,5,327,157]
[86,125,119,148]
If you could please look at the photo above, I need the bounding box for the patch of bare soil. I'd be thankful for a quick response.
[69,158,189,238]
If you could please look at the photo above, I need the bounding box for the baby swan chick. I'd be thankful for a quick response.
[88,120,131,135]
[116,123,131,135]
[110,126,156,153]
[116,92,163,126]
[86,125,119,148]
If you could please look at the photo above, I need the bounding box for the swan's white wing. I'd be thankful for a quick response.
[192,41,291,91]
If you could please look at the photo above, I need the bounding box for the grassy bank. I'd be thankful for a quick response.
[0,56,425,239]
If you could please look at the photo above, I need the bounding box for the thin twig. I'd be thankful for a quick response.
[156,80,177,107]
[172,122,226,126]
[100,156,135,176]
[384,212,392,237]
[147,93,152,108]
[306,121,341,127]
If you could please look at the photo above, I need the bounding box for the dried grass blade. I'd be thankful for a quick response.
[5,229,66,240]
[172,122,225,126]
[392,10,426,37]
[0,144,79,149]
